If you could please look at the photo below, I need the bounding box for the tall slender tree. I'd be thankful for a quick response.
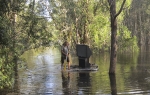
[108,0,126,74]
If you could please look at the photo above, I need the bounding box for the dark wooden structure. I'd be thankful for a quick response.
[76,44,92,68]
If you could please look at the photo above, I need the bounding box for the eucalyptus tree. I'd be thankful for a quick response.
[48,0,79,44]
[108,0,128,74]
[16,0,56,51]
[0,0,55,89]
[108,0,137,74]
[124,0,150,51]
[0,0,26,89]
[48,0,136,51]
[48,0,111,50]
[0,0,56,63]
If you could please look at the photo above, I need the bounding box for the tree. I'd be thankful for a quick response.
[0,0,55,89]
[108,0,126,74]
[124,0,150,51]
[48,0,111,49]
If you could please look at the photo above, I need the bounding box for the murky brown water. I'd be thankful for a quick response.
[2,47,150,95]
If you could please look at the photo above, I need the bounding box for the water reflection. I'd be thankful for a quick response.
[109,74,117,95]
[77,72,91,94]
[61,71,70,95]
[3,47,150,94]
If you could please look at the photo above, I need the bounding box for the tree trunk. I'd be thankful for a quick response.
[109,0,117,74]
[108,0,126,74]
[109,74,117,95]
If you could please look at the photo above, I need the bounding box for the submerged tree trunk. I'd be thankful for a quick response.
[108,0,126,74]
[109,74,117,95]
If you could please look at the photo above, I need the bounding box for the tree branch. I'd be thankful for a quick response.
[114,0,126,20]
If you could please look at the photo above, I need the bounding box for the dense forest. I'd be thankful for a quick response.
[125,0,150,50]
[0,0,149,89]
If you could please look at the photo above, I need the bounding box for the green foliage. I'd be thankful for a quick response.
[0,16,10,45]
[0,0,139,89]
[0,58,14,89]
[49,0,111,47]
[49,0,138,52]
[116,0,139,52]
[124,0,150,47]
[118,26,139,52]
[89,14,110,50]
[0,0,57,89]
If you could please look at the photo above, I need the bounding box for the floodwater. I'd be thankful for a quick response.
[2,47,150,95]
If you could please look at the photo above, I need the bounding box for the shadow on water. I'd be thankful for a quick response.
[2,46,150,94]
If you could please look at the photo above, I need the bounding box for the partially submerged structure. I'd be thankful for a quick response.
[70,44,98,71]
